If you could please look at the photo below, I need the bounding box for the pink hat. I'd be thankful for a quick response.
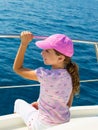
[35,34,74,57]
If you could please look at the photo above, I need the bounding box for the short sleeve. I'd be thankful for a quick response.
[35,67,45,82]
[35,67,56,83]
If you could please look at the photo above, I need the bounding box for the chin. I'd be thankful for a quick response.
[44,62,49,65]
[44,61,50,65]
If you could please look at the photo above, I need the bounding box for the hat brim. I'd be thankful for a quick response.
[35,39,52,50]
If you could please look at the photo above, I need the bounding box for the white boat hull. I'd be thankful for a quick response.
[0,105,98,130]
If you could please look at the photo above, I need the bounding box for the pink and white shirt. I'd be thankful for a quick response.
[36,67,72,125]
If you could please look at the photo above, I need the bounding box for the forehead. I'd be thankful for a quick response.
[45,49,55,52]
[44,49,57,55]
[46,49,63,57]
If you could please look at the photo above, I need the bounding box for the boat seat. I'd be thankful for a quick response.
[11,126,28,130]
[0,114,28,130]
[6,126,28,130]
[0,106,98,130]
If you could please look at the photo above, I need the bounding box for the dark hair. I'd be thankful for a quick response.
[54,49,80,95]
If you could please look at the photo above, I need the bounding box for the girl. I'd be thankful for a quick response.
[13,31,80,130]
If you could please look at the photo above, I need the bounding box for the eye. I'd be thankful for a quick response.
[45,49,49,53]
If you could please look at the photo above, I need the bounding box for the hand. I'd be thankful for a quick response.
[20,31,34,46]
[31,102,38,110]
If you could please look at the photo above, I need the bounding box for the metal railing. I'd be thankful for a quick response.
[0,78,98,89]
[0,34,98,61]
[0,34,98,89]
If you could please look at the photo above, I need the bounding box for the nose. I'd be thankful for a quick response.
[41,50,45,56]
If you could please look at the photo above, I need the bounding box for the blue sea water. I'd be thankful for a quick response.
[0,0,98,116]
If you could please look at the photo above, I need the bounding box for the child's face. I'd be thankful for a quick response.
[41,49,65,68]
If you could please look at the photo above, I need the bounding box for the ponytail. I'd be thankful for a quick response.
[54,49,80,95]
[66,60,80,95]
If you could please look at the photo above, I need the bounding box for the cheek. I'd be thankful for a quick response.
[50,55,59,62]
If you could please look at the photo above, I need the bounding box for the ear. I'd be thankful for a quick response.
[58,55,65,63]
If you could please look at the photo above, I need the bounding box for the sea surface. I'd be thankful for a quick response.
[0,0,98,116]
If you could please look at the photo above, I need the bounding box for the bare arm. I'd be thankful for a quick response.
[13,31,38,81]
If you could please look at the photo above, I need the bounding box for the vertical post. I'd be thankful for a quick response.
[95,43,98,62]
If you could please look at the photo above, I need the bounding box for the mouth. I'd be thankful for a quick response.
[43,58,47,62]
[43,56,46,60]
[44,58,46,61]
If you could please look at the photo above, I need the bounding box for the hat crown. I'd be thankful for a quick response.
[35,34,74,57]
[49,34,74,57]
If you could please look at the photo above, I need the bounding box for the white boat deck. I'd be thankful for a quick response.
[0,114,28,130]
[0,105,98,130]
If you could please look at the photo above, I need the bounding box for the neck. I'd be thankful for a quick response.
[52,64,65,69]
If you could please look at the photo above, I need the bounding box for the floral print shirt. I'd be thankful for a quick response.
[36,67,72,125]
